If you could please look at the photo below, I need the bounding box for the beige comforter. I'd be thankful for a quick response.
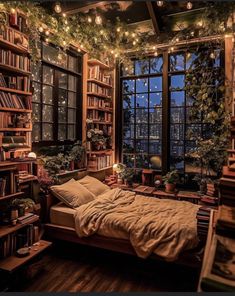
[74,188,200,261]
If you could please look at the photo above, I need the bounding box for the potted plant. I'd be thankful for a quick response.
[69,141,86,169]
[162,170,179,193]
[87,129,108,151]
[120,168,135,186]
[11,198,35,216]
[193,174,207,195]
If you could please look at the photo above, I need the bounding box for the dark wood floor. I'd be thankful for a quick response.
[14,241,200,292]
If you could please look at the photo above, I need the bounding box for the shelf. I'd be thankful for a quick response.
[87,106,113,113]
[0,240,52,272]
[87,79,113,89]
[0,160,36,168]
[88,59,111,70]
[0,191,24,202]
[0,107,32,113]
[0,127,32,132]
[87,92,112,100]
[0,215,39,238]
[19,176,38,184]
[87,149,113,155]
[88,166,112,172]
[0,86,32,96]
[91,120,112,125]
[0,64,31,76]
[0,38,29,55]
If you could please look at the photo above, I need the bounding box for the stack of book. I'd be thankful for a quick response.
[19,171,36,183]
[197,206,211,239]
[87,82,111,97]
[87,154,113,171]
[0,177,6,196]
[0,91,31,109]
[0,73,30,92]
[0,49,30,72]
[88,66,112,85]
[219,178,235,206]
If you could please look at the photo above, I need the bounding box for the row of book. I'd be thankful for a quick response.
[87,96,112,109]
[0,113,14,128]
[87,110,112,122]
[88,66,112,85]
[87,82,111,97]
[0,221,38,259]
[0,49,30,72]
[197,206,211,239]
[88,154,113,171]
[0,177,6,197]
[8,11,28,33]
[0,73,30,92]
[0,25,29,50]
[0,91,31,110]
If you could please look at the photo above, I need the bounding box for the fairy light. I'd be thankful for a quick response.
[210,51,215,59]
[100,29,104,35]
[152,45,156,50]
[65,26,70,32]
[62,13,66,17]
[95,15,102,25]
[88,16,92,23]
[64,19,68,25]
[63,40,66,46]
[175,37,179,42]
[186,2,193,10]
[114,53,118,58]
[197,20,203,27]
[39,26,44,33]
[45,30,50,36]
[154,51,158,56]
[45,38,49,43]
[133,40,136,45]
[170,46,174,52]
[131,33,136,38]
[125,31,129,36]
[190,31,195,37]
[186,52,191,59]
[157,1,164,7]
[80,44,84,49]
[54,2,62,14]
[111,50,114,54]
[117,27,121,32]
[10,8,16,13]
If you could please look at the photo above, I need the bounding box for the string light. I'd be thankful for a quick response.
[45,30,50,36]
[210,51,215,59]
[114,53,118,58]
[190,31,195,37]
[154,51,158,56]
[54,2,62,14]
[125,31,129,36]
[131,33,136,38]
[88,16,92,23]
[45,38,49,43]
[186,2,193,10]
[80,44,84,49]
[39,26,43,33]
[58,53,63,60]
[95,15,102,25]
[10,8,16,13]
[133,40,136,45]
[186,52,191,59]
[62,40,66,46]
[152,45,156,50]
[197,20,203,27]
[175,37,179,42]
[170,46,174,52]
[110,50,114,54]
[64,19,68,25]
[62,13,66,17]
[117,27,121,32]
[157,1,164,7]
[100,29,104,35]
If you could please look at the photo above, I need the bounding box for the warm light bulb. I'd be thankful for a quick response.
[114,53,118,58]
[152,45,156,50]
[10,8,16,14]
[135,38,139,42]
[154,51,158,56]
[58,53,63,60]
[64,19,68,25]
[80,44,84,49]
[186,52,191,59]
[157,1,164,7]
[133,41,136,45]
[125,31,129,36]
[170,46,174,51]
[62,13,66,17]
[210,52,215,59]
[117,27,121,32]
[100,29,104,34]
[77,48,81,52]
[197,20,203,27]
[175,37,179,42]
[95,15,102,25]
[54,2,62,14]
[63,40,66,46]
[186,2,193,10]
[111,50,114,54]
[88,16,92,23]
[190,31,195,37]
[131,33,136,38]
[45,30,50,36]
[39,26,43,33]
[45,38,49,43]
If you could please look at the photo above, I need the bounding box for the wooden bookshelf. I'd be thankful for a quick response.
[88,166,113,173]
[0,191,24,202]
[87,78,113,89]
[87,106,113,113]
[0,86,32,96]
[0,127,32,132]
[0,64,31,76]
[88,59,111,70]
[0,38,28,55]
[0,107,32,113]
[86,149,113,155]
[87,92,112,100]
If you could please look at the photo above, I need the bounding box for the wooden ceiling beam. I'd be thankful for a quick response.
[146,1,160,35]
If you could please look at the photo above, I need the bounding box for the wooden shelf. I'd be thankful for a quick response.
[87,149,113,154]
[87,106,113,113]
[0,107,32,113]
[88,166,112,172]
[87,79,112,89]
[0,240,52,272]
[0,64,31,76]
[91,120,112,125]
[0,160,36,167]
[0,215,39,238]
[0,86,32,96]
[0,38,29,55]
[87,92,112,100]
[88,59,111,70]
[19,176,38,184]
[0,127,32,132]
[0,191,24,202]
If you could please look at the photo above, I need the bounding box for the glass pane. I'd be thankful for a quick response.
[149,141,161,154]
[135,59,149,75]
[32,103,41,122]
[58,89,67,106]
[170,157,184,171]
[58,124,66,140]
[136,108,148,123]
[123,124,134,139]
[58,72,68,89]
[123,140,134,153]
[171,108,184,123]
[58,107,66,122]
[186,52,198,70]
[150,124,162,140]
[202,124,213,139]
[31,62,41,82]
[149,77,162,92]
[68,91,76,107]
[123,154,134,168]
[68,75,77,91]
[42,85,53,104]
[42,123,53,140]
[122,62,134,76]
[136,140,148,153]
[32,82,41,103]
[68,124,76,139]
[136,78,148,93]
[185,141,197,154]
[149,108,162,123]
[43,66,53,85]
[150,56,163,73]
[136,124,148,139]
[42,105,53,122]
[170,125,184,140]
[32,123,40,142]
[68,108,76,123]
[149,92,162,107]
[123,95,134,109]
[170,53,185,71]
[136,93,148,108]
[171,91,185,106]
[170,75,185,90]
[43,43,67,68]
[123,109,134,125]
[136,155,149,168]
[122,80,135,94]
[171,143,184,156]
[68,55,78,72]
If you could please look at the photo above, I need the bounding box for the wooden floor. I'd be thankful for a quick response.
[14,241,200,292]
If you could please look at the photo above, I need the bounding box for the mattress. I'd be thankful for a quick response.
[50,203,76,228]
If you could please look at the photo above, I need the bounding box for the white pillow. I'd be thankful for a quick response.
[50,178,95,208]
[78,175,110,197]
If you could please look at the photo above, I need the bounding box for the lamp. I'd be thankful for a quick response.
[54,2,62,14]
[113,163,126,184]
[28,152,37,159]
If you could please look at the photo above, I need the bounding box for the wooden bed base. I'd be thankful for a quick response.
[42,170,204,268]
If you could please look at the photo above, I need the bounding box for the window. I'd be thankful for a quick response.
[31,43,82,144]
[120,47,223,178]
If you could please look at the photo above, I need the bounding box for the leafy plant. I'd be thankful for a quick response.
[162,170,179,185]
[11,198,35,209]
[120,168,135,181]
[69,141,86,162]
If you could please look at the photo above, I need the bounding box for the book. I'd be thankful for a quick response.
[217,205,235,229]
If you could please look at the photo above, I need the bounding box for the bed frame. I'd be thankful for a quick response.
[43,170,205,268]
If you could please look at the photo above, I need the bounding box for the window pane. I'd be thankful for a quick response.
[68,108,76,123]
[42,85,53,104]
[32,82,41,103]
[68,55,78,72]
[68,124,76,139]
[123,95,134,109]
[58,107,66,122]
[68,91,76,107]
[123,154,135,168]
[149,77,162,92]
[136,108,148,123]
[149,108,162,123]
[136,78,148,93]
[42,123,53,140]
[68,75,77,91]
[123,140,134,153]
[123,124,134,139]
[136,155,149,168]
[170,75,185,90]
[170,125,184,140]
[170,157,184,171]
[32,104,41,122]
[186,124,201,140]
[170,53,185,71]
[171,91,185,106]
[186,52,198,70]
[43,66,53,85]
[43,43,67,68]
[122,79,135,94]
[135,59,149,75]
[136,93,148,108]
[136,124,148,139]
[31,62,41,82]
[136,140,148,153]
[171,108,185,123]
[149,92,162,107]
[149,141,161,154]
[123,109,134,124]
[58,89,67,106]
[171,143,184,156]
[32,123,41,142]
[150,124,162,140]
[58,124,66,140]
[58,72,68,89]
[150,56,163,73]
[42,105,53,122]
[122,62,134,76]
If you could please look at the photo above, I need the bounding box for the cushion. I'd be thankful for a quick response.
[78,175,110,197]
[50,178,95,208]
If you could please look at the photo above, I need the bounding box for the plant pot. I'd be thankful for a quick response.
[165,183,176,193]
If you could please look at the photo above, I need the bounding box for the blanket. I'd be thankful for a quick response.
[74,188,200,261]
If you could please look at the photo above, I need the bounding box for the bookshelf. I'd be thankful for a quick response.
[85,58,115,172]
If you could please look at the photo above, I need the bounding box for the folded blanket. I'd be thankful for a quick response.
[74,188,200,261]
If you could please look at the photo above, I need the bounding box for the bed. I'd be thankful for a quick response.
[43,170,205,267]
